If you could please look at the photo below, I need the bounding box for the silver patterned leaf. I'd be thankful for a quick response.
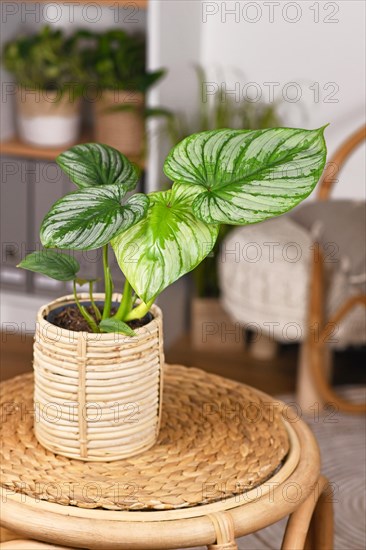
[164,127,327,224]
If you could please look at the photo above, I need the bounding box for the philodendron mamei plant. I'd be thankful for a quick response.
[19,127,327,335]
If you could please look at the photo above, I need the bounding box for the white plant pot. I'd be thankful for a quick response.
[16,88,81,148]
[18,113,80,147]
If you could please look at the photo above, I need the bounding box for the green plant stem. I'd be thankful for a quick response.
[124,298,154,322]
[73,280,99,333]
[89,281,101,321]
[102,244,113,320]
[113,279,134,321]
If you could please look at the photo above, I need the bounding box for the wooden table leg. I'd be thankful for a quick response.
[281,476,333,550]
[207,512,238,550]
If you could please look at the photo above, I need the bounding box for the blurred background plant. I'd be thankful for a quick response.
[2,25,168,155]
[3,26,85,96]
[74,28,168,157]
[75,28,164,93]
[168,67,282,145]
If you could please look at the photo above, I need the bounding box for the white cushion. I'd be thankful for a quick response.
[219,206,366,347]
[219,217,311,343]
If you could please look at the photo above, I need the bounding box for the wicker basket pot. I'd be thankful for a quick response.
[16,87,81,147]
[93,89,144,157]
[33,294,164,462]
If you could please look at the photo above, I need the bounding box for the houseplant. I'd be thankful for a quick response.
[3,26,84,147]
[19,127,327,461]
[78,29,165,157]
[167,67,284,349]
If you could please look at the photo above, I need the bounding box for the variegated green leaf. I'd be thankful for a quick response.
[112,184,219,303]
[40,186,149,250]
[164,127,327,224]
[57,143,139,190]
[17,250,79,281]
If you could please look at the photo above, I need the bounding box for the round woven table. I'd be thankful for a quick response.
[0,365,333,550]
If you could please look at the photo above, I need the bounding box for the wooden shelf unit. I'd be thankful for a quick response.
[0,136,145,168]
[1,0,148,165]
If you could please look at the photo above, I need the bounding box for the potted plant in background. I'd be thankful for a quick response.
[78,29,165,158]
[3,26,84,148]
[167,67,285,351]
[18,127,327,461]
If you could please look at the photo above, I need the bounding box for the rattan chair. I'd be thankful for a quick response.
[297,125,366,414]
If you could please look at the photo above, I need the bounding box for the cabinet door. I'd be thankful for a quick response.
[31,160,67,295]
[0,157,27,290]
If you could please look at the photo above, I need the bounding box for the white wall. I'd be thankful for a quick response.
[147,0,203,191]
[149,1,365,199]
[199,0,365,199]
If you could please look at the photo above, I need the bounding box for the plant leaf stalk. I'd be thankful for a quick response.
[73,280,99,332]
[89,281,101,321]
[113,278,134,321]
[124,298,154,321]
[102,244,113,320]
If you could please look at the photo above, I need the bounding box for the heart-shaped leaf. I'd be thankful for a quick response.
[99,318,136,337]
[17,250,79,281]
[164,127,327,224]
[112,184,219,303]
[40,186,149,250]
[57,143,139,190]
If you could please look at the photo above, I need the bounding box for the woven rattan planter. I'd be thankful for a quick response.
[33,293,164,462]
[93,90,144,157]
